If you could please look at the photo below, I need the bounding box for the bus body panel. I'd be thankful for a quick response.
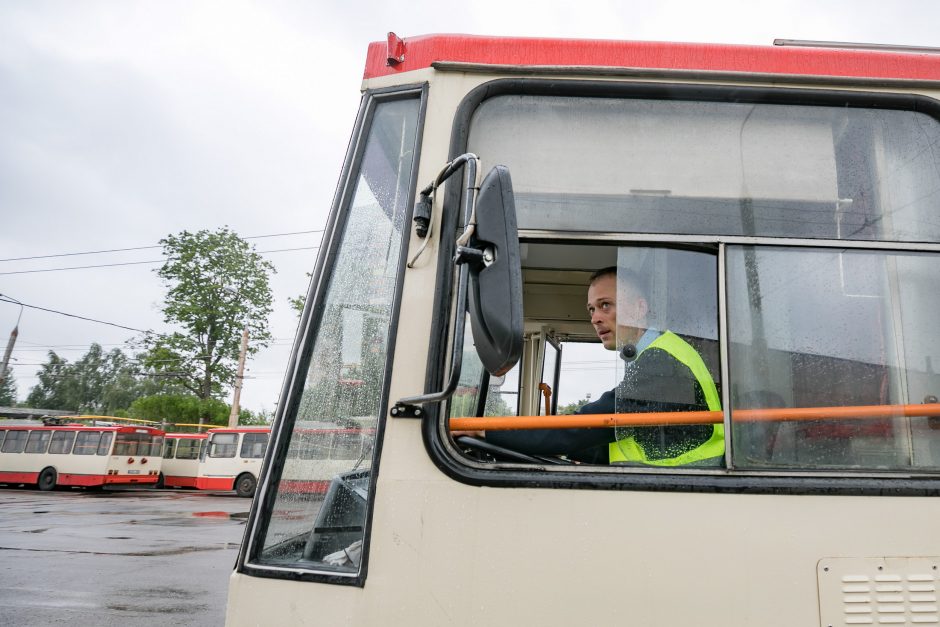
[228,36,940,627]
[231,466,940,626]
[161,434,206,488]
[0,424,163,487]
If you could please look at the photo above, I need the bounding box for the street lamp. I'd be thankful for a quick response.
[0,293,24,392]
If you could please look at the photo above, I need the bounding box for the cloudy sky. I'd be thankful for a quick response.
[2,0,939,414]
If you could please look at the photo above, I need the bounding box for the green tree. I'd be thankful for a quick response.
[128,394,230,425]
[25,345,149,414]
[0,370,16,406]
[142,228,274,421]
[26,351,73,410]
[558,397,591,415]
[289,272,312,316]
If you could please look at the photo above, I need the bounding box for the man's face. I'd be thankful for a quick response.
[587,273,647,351]
[587,274,618,350]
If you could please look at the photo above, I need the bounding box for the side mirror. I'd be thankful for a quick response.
[466,165,523,376]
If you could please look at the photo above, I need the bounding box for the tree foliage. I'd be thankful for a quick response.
[558,397,591,415]
[0,371,16,406]
[128,394,230,425]
[127,393,270,426]
[142,228,274,406]
[24,344,157,413]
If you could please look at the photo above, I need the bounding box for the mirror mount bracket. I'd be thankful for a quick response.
[395,154,481,411]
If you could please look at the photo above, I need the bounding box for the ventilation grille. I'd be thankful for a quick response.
[818,557,940,625]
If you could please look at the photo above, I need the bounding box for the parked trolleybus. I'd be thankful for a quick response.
[159,432,208,489]
[228,34,940,626]
[0,420,164,490]
[200,427,270,497]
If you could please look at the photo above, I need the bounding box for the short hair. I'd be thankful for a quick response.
[589,266,647,298]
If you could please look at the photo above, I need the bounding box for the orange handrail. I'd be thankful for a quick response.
[449,402,940,431]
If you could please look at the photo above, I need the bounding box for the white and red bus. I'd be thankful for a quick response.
[280,422,373,495]
[228,34,940,627]
[159,432,208,489]
[0,420,164,490]
[199,427,270,497]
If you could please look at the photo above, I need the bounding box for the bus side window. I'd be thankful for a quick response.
[25,430,51,454]
[48,431,75,455]
[163,438,177,459]
[2,430,27,453]
[0,429,5,449]
[210,434,237,458]
[73,431,101,455]
[96,432,112,456]
[240,433,268,459]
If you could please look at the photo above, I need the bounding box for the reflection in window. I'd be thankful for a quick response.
[729,247,940,470]
[469,95,940,243]
[257,95,420,575]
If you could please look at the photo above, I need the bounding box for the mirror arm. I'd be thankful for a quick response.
[392,154,480,418]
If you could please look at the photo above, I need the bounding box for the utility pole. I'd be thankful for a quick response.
[228,328,249,427]
[0,295,24,393]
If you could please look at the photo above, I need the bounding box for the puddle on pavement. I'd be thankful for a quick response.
[128,511,249,526]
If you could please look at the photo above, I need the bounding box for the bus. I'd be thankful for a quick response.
[228,34,940,626]
[280,422,374,494]
[200,427,270,497]
[159,432,208,489]
[0,420,164,490]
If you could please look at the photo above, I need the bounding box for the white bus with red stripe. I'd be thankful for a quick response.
[159,432,208,489]
[0,421,164,490]
[228,34,940,627]
[199,427,270,497]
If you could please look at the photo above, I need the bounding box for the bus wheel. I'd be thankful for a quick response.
[37,467,57,492]
[234,473,257,498]
[155,472,165,489]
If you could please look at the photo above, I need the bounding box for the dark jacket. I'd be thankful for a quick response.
[486,345,713,464]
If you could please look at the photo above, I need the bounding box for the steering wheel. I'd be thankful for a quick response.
[455,435,574,465]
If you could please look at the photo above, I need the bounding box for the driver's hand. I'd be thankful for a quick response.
[451,430,485,438]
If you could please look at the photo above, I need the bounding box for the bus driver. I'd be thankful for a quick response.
[484,267,724,466]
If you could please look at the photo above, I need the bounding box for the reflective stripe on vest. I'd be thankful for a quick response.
[608,331,724,466]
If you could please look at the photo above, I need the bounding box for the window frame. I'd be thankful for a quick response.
[236,83,428,586]
[423,78,940,496]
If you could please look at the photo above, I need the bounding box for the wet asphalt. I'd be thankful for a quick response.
[0,486,249,626]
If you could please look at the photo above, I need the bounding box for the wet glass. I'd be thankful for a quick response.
[611,247,722,466]
[468,95,940,243]
[728,247,940,471]
[257,96,420,574]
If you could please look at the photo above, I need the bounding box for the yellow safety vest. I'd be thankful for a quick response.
[608,331,724,466]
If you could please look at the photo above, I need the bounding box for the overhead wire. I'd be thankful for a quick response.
[0,229,325,262]
[0,245,321,275]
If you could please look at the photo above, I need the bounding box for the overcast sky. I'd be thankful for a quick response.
[2,0,940,414]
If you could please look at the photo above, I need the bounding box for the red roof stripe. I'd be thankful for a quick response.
[364,34,940,81]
